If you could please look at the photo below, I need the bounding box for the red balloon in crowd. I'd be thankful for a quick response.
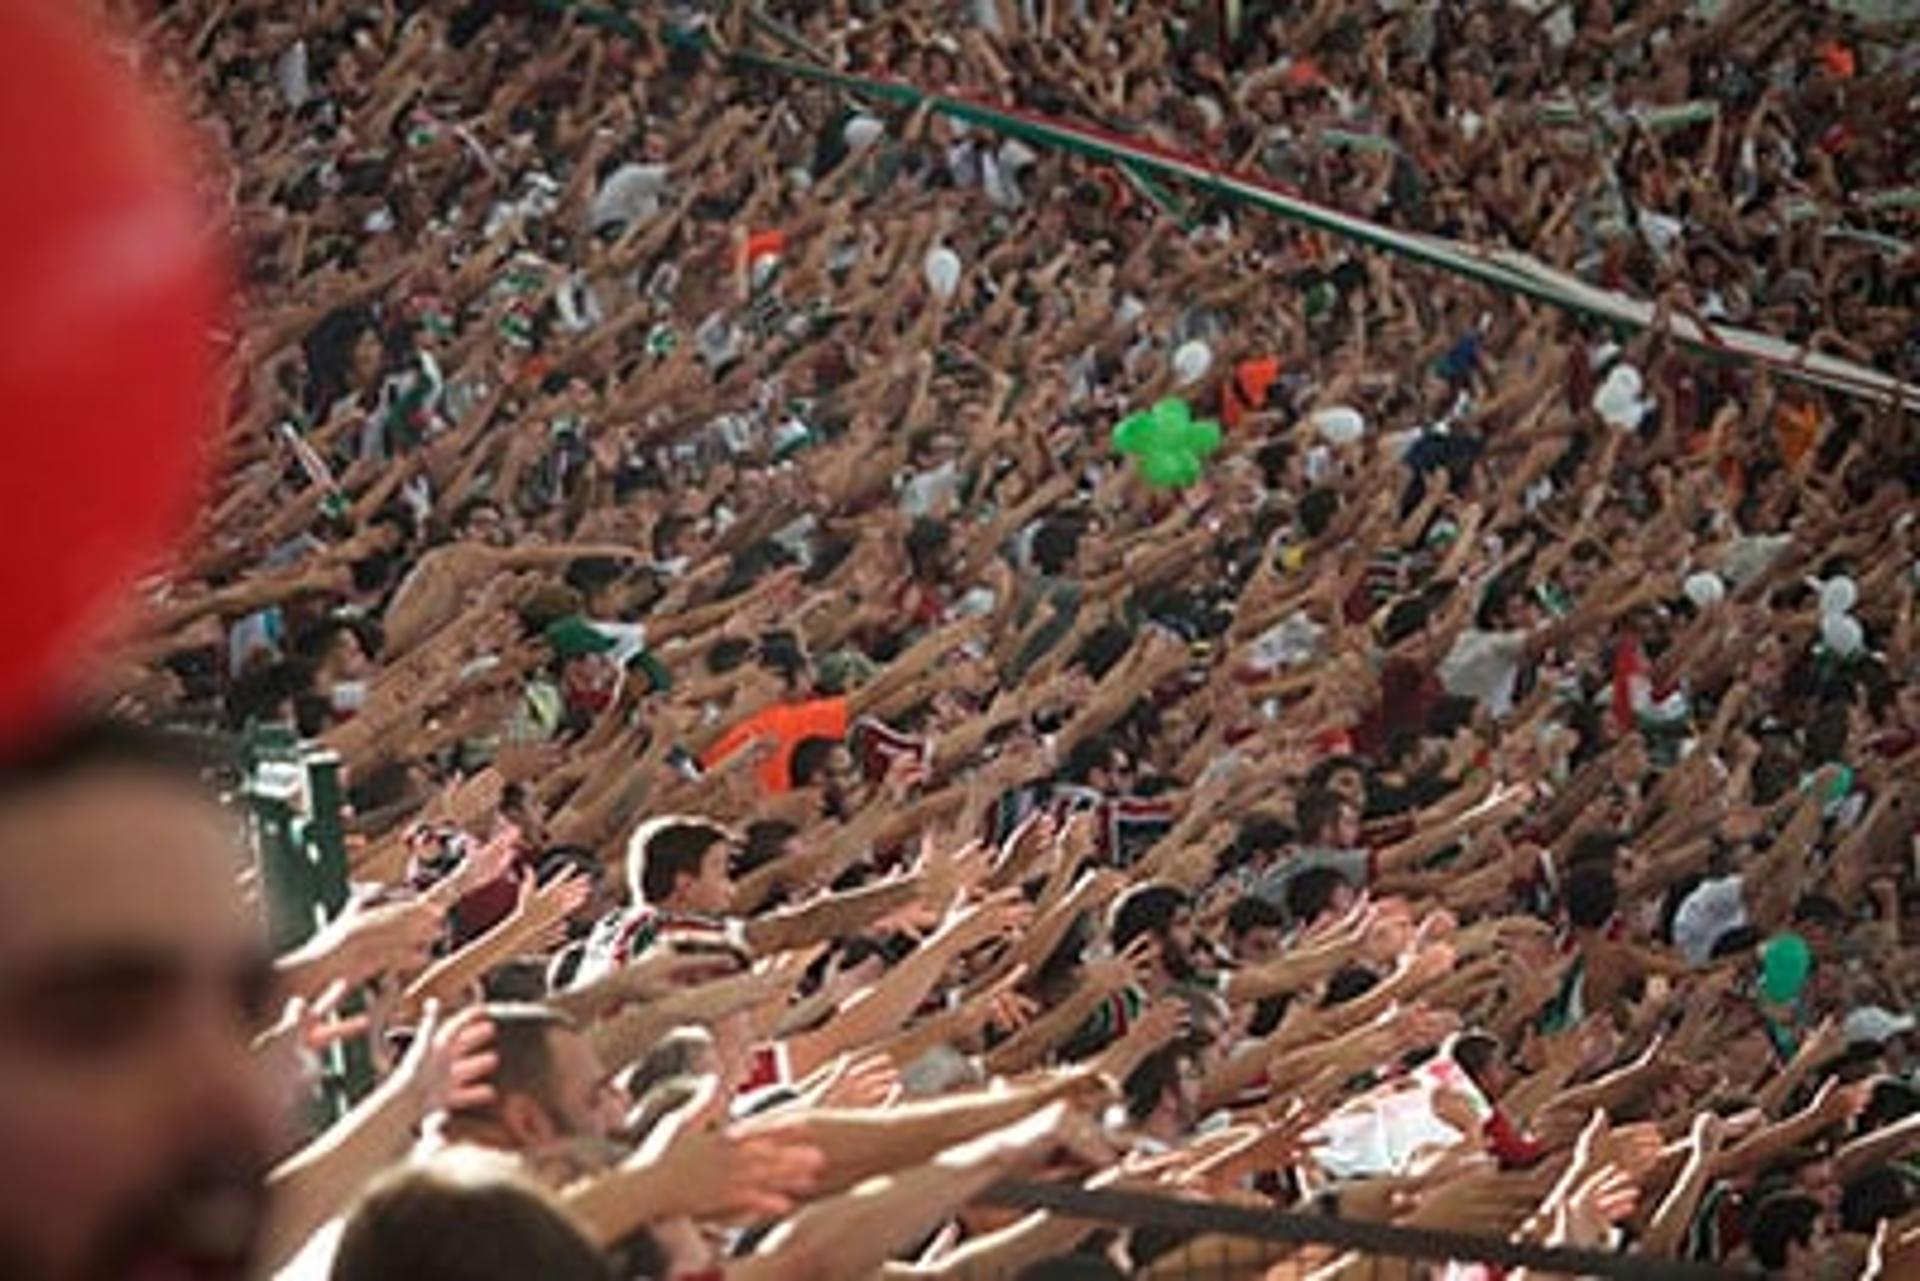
[0,3,226,743]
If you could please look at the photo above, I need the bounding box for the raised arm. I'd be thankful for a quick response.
[733,1104,1089,1281]
[744,875,927,956]
[260,1003,496,1272]
[784,894,1028,1078]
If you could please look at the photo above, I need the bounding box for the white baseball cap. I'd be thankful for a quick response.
[1844,1006,1918,1046]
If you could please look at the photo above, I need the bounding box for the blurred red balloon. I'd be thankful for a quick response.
[0,4,226,743]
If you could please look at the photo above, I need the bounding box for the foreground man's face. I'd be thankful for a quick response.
[0,767,279,1281]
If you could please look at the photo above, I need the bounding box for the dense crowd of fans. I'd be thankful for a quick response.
[3,0,1920,1278]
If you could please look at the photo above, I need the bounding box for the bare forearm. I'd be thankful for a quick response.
[985,982,1108,1076]
[402,917,534,1016]
[883,1211,1088,1280]
[1837,1115,1920,1185]
[745,878,922,955]
[262,1076,418,1270]
[790,936,974,1075]
[737,1085,1068,1194]
[973,886,1103,997]
[1224,945,1349,1005]
[739,1158,1005,1281]
[1715,1108,1833,1179]
[849,620,973,721]
[567,1157,701,1246]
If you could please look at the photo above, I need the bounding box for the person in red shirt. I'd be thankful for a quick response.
[700,693,851,794]
[702,618,973,793]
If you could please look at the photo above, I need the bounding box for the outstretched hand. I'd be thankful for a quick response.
[395,999,498,1118]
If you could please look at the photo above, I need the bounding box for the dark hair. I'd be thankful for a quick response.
[1860,1079,1920,1134]
[635,819,732,905]
[720,541,797,598]
[1293,787,1351,846]
[302,305,378,417]
[564,556,625,601]
[1227,896,1286,940]
[1475,580,1515,632]
[1452,1030,1504,1088]
[1565,862,1619,930]
[1568,830,1626,869]
[1298,488,1339,538]
[352,508,418,594]
[482,959,552,1004]
[789,736,844,788]
[756,632,808,689]
[452,495,504,534]
[1747,1192,1821,1269]
[1121,1042,1189,1124]
[331,1156,619,1281]
[0,717,214,792]
[226,659,313,730]
[1248,993,1288,1038]
[1062,735,1124,787]
[706,637,753,675]
[1031,518,1083,577]
[1840,1167,1912,1235]
[1792,894,1846,934]
[449,1005,576,1127]
[1323,964,1381,1007]
[1231,812,1295,868]
[739,820,799,877]
[1072,624,1135,681]
[651,512,694,562]
[1285,865,1351,925]
[1254,440,1294,488]
[1306,755,1368,794]
[904,517,952,580]
[290,617,374,668]
[804,533,855,585]
[536,846,603,887]
[1111,883,1191,952]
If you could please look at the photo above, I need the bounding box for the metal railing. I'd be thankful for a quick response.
[963,1181,1754,1280]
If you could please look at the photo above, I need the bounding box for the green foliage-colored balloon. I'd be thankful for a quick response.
[1112,412,1152,454]
[1140,449,1200,488]
[1177,415,1222,456]
[1112,397,1221,490]
[1759,932,1811,1004]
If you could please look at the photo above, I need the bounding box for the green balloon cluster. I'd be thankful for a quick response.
[1112,398,1222,489]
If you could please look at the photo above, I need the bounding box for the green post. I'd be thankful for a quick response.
[243,725,374,1117]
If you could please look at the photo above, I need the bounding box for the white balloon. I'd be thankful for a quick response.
[843,115,884,151]
[1593,363,1650,431]
[1817,576,1857,618]
[1683,571,1726,609]
[923,246,962,302]
[1311,405,1366,446]
[1821,611,1864,657]
[1173,339,1213,386]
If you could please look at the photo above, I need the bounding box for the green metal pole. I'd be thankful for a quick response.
[243,725,374,1118]
[300,749,374,1109]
